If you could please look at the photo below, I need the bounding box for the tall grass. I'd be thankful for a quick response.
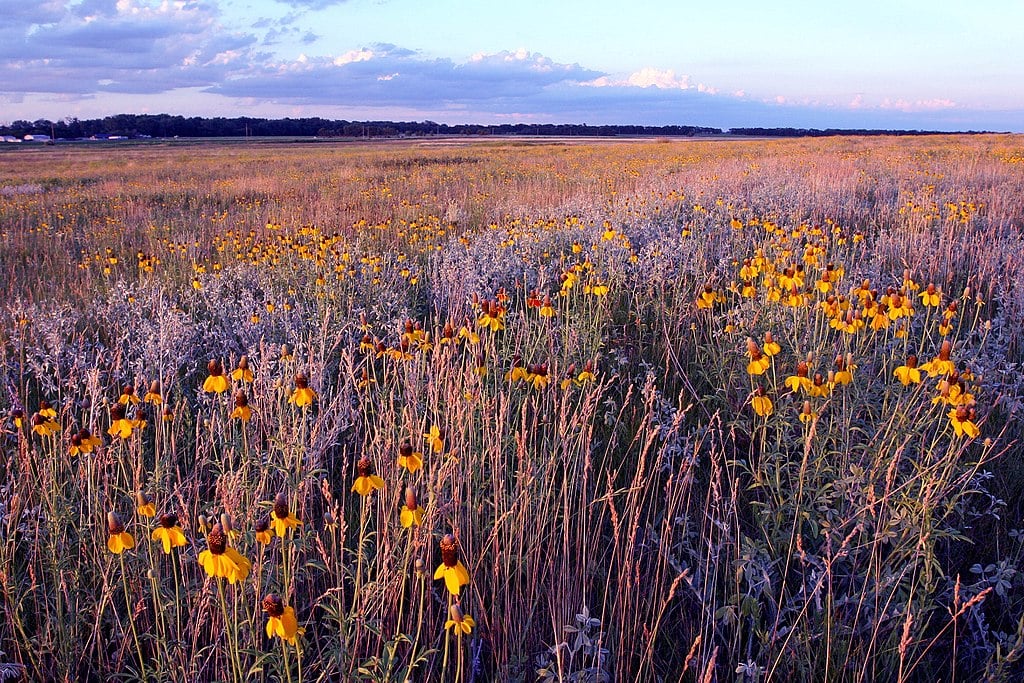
[1,135,1023,681]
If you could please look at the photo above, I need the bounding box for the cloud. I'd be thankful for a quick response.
[270,0,351,10]
[208,46,602,107]
[0,0,255,94]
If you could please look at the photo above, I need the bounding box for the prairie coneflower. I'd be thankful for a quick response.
[136,491,156,518]
[445,603,476,635]
[107,403,142,439]
[352,456,385,496]
[10,408,25,430]
[203,359,229,394]
[894,355,922,386]
[143,380,162,405]
[919,283,941,307]
[424,425,445,454]
[434,533,470,596]
[271,493,302,537]
[230,355,254,383]
[229,391,252,421]
[198,523,251,584]
[798,400,818,425]
[32,412,60,437]
[784,361,812,394]
[746,338,770,376]
[39,400,57,419]
[762,332,781,357]
[151,514,187,554]
[539,295,556,318]
[288,372,316,407]
[527,364,549,390]
[921,340,955,377]
[263,594,303,645]
[751,386,773,417]
[118,385,139,405]
[397,441,423,473]
[948,404,980,439]
[400,487,424,528]
[505,355,527,384]
[107,512,135,554]
[254,516,272,545]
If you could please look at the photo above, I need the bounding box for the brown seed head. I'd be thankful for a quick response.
[399,441,413,459]
[207,524,226,554]
[107,511,125,534]
[237,355,249,370]
[159,513,179,529]
[255,516,270,534]
[274,493,290,520]
[357,455,373,478]
[110,403,126,420]
[907,355,918,368]
[796,361,809,378]
[207,359,223,376]
[262,593,285,618]
[148,379,160,394]
[234,391,248,408]
[294,373,309,389]
[404,486,418,511]
[939,340,952,361]
[440,533,458,568]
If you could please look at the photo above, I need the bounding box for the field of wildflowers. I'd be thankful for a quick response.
[2,134,1024,682]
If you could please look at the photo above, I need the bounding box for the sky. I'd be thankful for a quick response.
[1,0,1022,131]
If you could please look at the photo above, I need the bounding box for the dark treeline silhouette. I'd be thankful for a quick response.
[0,114,998,140]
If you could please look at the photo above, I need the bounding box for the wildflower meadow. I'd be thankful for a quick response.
[2,134,1024,681]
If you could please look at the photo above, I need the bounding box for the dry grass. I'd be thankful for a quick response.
[1,134,1023,682]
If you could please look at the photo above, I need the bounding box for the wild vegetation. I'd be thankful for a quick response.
[1,134,1023,682]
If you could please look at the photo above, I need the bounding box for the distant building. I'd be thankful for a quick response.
[2,135,19,143]
[23,134,51,142]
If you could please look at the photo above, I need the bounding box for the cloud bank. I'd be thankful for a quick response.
[0,0,1018,130]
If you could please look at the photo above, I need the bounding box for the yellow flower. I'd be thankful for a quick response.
[398,442,423,473]
[230,391,252,421]
[798,401,818,424]
[136,491,156,518]
[151,514,187,554]
[263,594,303,646]
[400,487,424,528]
[143,380,162,405]
[424,425,445,454]
[118,385,139,405]
[38,401,57,419]
[198,524,251,584]
[784,362,812,394]
[919,283,941,307]
[539,295,556,318]
[808,373,831,398]
[10,408,24,430]
[270,493,302,537]
[527,364,549,390]
[107,512,135,554]
[107,403,142,439]
[762,332,781,357]
[894,356,922,386]
[31,412,61,437]
[745,338,770,376]
[751,387,773,417]
[230,356,254,383]
[445,604,476,635]
[254,517,272,545]
[289,372,317,407]
[920,340,955,377]
[948,405,979,439]
[203,359,229,394]
[352,456,385,496]
[434,534,471,596]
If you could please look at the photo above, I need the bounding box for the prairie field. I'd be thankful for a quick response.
[3,134,1024,682]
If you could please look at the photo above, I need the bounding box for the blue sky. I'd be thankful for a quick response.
[1,0,1022,130]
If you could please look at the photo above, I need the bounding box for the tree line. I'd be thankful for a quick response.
[0,114,994,140]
